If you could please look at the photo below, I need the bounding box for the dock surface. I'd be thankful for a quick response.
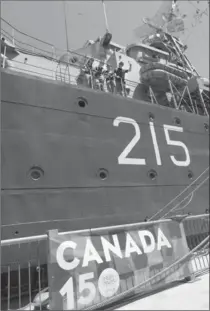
[116,273,209,310]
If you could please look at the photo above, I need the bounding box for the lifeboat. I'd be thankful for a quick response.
[140,62,189,92]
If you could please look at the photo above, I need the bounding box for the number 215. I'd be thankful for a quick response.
[113,117,190,167]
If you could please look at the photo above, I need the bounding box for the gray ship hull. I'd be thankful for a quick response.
[1,69,209,241]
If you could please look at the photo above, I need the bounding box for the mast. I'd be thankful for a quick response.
[62,1,70,51]
[102,0,110,33]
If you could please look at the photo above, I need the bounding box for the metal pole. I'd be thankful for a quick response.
[62,1,70,51]
[186,86,196,114]
[3,46,6,68]
[199,89,209,116]
[102,0,109,32]
[12,28,15,46]
[62,1,71,83]
[168,77,178,109]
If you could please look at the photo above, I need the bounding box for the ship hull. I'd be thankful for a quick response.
[1,69,209,241]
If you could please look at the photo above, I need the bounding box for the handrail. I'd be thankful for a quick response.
[0,218,172,246]
[1,214,208,246]
[1,17,108,63]
[1,18,209,116]
[1,17,54,47]
[1,17,132,67]
[1,58,209,116]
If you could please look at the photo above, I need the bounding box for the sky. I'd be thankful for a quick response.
[1,1,209,77]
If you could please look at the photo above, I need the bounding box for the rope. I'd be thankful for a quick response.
[85,235,209,310]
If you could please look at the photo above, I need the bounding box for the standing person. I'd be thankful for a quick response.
[94,62,105,91]
[79,57,94,88]
[104,64,116,93]
[114,61,132,96]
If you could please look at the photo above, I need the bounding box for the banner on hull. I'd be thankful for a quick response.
[47,220,191,310]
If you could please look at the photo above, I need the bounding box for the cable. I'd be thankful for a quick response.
[160,176,209,219]
[149,167,209,220]
[1,17,54,47]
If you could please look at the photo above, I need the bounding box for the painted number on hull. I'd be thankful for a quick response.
[113,117,146,165]
[163,124,190,167]
[113,117,191,167]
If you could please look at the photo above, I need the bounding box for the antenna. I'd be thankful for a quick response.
[62,1,70,51]
[102,0,110,32]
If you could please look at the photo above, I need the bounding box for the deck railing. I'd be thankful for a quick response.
[1,17,209,117]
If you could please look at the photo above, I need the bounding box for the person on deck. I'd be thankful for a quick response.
[114,61,132,96]
[104,64,116,93]
[94,63,105,91]
[79,57,94,88]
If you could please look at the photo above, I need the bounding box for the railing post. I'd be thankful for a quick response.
[177,85,187,109]
[149,86,159,105]
[168,78,178,109]
[199,89,209,117]
[186,86,196,114]
[3,45,6,68]
[12,28,15,46]
[169,215,194,281]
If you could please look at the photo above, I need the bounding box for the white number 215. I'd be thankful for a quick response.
[113,117,190,167]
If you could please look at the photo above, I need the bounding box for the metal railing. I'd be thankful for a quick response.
[1,17,209,116]
[183,214,209,250]
[1,17,57,59]
[1,214,209,310]
[85,235,209,311]
[2,53,209,117]
[1,239,48,310]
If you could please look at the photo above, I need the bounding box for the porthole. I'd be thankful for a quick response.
[174,117,181,126]
[29,166,44,181]
[77,97,88,108]
[98,168,109,181]
[148,169,157,180]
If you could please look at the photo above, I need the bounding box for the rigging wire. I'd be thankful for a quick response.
[102,0,110,33]
[149,167,209,221]
[181,0,209,45]
[62,1,70,51]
